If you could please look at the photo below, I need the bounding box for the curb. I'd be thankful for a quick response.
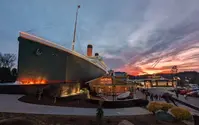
[172,97,199,111]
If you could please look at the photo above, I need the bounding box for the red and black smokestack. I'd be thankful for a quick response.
[87,44,93,57]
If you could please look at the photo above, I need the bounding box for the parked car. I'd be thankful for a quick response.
[186,90,199,97]
[179,89,192,95]
[169,87,185,92]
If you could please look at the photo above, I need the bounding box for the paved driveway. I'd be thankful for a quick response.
[0,94,150,116]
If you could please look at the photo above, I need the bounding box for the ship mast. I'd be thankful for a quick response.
[72,5,80,51]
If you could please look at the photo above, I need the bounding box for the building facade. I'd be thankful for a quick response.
[87,75,134,95]
[143,76,177,88]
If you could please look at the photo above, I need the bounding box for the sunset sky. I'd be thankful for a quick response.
[0,0,199,75]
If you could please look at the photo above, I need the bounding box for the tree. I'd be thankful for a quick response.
[96,100,104,125]
[0,67,12,82]
[11,68,17,76]
[52,85,62,103]
[0,53,17,83]
[38,88,43,101]
[0,53,16,68]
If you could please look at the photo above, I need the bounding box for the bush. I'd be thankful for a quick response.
[147,102,174,113]
[169,107,192,120]
[80,88,90,98]
[160,102,174,112]
[147,102,162,114]
[80,88,89,93]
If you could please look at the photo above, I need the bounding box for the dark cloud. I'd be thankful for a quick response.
[0,0,199,74]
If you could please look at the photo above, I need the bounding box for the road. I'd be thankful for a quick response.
[147,88,199,108]
[145,88,199,115]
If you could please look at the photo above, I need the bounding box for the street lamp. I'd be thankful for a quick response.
[112,76,116,101]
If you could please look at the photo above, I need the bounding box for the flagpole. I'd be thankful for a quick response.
[72,5,80,51]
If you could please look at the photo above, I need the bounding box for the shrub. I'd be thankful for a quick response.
[160,102,174,112]
[81,88,90,98]
[147,102,174,113]
[80,88,89,94]
[147,102,162,114]
[169,107,192,120]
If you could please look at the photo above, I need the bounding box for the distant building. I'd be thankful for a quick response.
[86,75,134,95]
[143,75,177,88]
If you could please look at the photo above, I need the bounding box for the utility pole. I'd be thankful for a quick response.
[171,66,178,87]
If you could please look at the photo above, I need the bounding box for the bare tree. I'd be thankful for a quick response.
[0,53,16,68]
[53,86,62,103]
[0,52,3,67]
[11,68,18,77]
[38,88,43,101]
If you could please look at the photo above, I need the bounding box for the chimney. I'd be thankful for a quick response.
[87,44,93,57]
[95,53,99,57]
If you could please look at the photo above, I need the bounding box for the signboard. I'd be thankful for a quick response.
[100,77,112,84]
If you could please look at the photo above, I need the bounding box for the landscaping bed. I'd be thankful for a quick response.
[19,95,148,108]
[0,112,186,125]
[18,95,99,108]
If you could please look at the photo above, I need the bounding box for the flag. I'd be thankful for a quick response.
[78,5,80,8]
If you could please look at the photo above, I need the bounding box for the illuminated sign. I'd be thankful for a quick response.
[100,77,112,84]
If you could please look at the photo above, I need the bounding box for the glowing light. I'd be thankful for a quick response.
[100,77,112,84]
[18,77,47,85]
[41,80,46,84]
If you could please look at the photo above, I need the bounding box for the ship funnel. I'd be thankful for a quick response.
[95,53,99,56]
[87,44,93,57]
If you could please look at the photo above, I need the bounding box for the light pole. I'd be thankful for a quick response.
[112,76,116,101]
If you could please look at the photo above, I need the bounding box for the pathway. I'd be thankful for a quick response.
[0,94,151,116]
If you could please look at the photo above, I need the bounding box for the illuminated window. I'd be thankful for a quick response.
[157,81,167,86]
[168,82,173,86]
[152,82,156,86]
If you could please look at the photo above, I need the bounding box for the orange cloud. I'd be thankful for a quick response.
[115,41,199,76]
